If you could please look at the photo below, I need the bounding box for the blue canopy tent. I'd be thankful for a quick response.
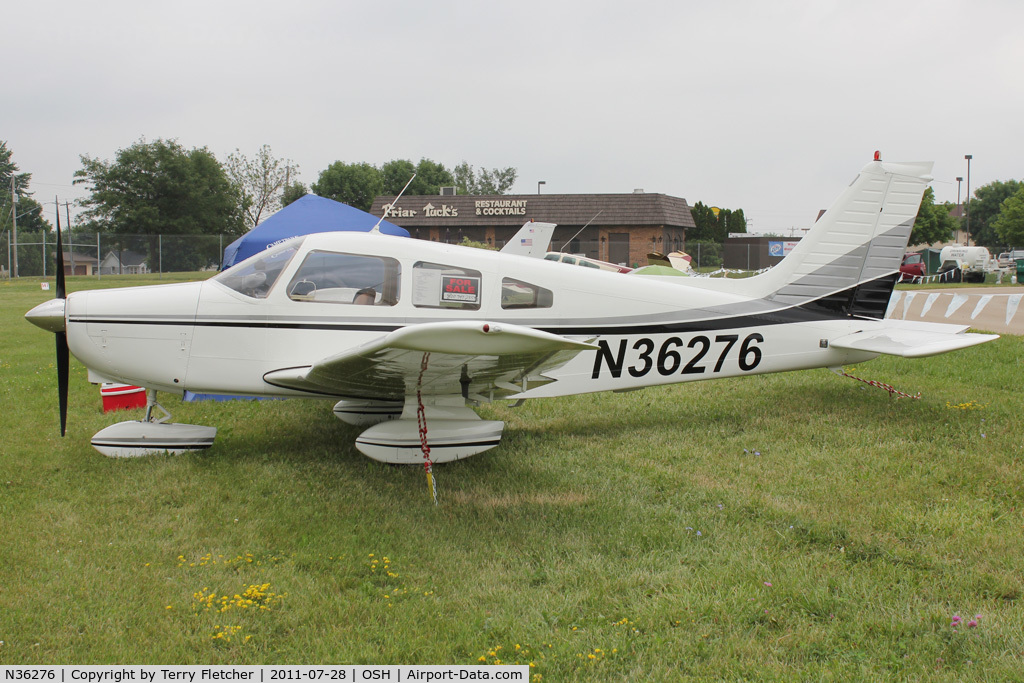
[221,194,409,269]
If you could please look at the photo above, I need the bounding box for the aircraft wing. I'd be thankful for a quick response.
[830,321,999,358]
[263,321,596,400]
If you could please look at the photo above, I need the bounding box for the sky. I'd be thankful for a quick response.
[4,0,1023,234]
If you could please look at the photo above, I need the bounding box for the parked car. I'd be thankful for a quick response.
[996,250,1024,269]
[899,252,926,281]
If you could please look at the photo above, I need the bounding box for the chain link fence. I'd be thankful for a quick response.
[0,232,229,278]
[0,230,764,280]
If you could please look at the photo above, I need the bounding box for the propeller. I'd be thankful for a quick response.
[55,214,69,436]
[25,214,72,436]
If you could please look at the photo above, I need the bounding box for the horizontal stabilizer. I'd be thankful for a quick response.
[831,326,999,358]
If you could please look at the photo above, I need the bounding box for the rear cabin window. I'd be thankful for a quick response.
[286,251,400,305]
[501,277,553,309]
[412,262,482,310]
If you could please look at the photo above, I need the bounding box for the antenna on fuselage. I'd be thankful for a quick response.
[371,173,416,234]
[558,210,603,252]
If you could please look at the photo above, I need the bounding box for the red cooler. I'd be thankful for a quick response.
[100,383,148,412]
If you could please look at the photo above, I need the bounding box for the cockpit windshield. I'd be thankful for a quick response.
[214,238,304,298]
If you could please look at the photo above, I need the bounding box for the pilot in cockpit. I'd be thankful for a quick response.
[353,287,376,305]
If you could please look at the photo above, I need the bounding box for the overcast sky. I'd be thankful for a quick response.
[5,0,1022,234]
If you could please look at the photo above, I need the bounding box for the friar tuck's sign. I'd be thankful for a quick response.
[382,202,460,218]
[381,199,528,220]
[442,275,480,304]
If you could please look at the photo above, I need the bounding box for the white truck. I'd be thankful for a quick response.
[937,245,991,283]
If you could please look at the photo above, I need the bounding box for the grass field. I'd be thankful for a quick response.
[1,274,1022,679]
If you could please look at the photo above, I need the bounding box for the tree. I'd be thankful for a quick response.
[688,202,719,242]
[993,186,1024,247]
[1,141,56,277]
[380,159,418,196]
[224,144,299,229]
[1,140,32,196]
[414,158,455,193]
[311,161,382,211]
[381,158,456,196]
[452,162,517,194]
[281,181,307,208]
[965,179,1023,247]
[910,187,958,246]
[74,138,245,271]
[688,203,747,245]
[721,208,747,236]
[3,195,55,277]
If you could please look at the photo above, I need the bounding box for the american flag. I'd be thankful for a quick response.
[521,239,532,246]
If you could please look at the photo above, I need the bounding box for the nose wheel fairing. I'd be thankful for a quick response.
[90,390,217,458]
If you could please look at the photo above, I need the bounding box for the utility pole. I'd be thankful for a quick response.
[11,176,17,278]
[60,197,74,275]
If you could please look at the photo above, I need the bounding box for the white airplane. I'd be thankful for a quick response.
[27,154,998,464]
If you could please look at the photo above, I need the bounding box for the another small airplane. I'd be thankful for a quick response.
[27,154,998,464]
[542,251,633,273]
[499,221,556,258]
[646,250,695,274]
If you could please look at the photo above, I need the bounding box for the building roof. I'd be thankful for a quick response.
[62,251,98,264]
[102,249,147,266]
[369,193,696,229]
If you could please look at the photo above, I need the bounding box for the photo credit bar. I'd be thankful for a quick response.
[0,667,530,683]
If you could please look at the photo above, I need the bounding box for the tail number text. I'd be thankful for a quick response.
[591,333,764,379]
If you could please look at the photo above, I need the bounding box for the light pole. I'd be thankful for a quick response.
[537,180,546,195]
[964,155,972,245]
[955,177,963,242]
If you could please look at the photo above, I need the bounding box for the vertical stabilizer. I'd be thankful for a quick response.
[500,221,557,258]
[738,157,933,318]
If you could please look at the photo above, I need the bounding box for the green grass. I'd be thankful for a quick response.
[2,274,1022,679]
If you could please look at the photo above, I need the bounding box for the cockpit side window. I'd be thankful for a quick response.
[501,277,553,309]
[286,251,400,305]
[412,262,482,310]
[214,239,303,298]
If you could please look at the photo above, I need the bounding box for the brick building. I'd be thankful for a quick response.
[369,192,695,268]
